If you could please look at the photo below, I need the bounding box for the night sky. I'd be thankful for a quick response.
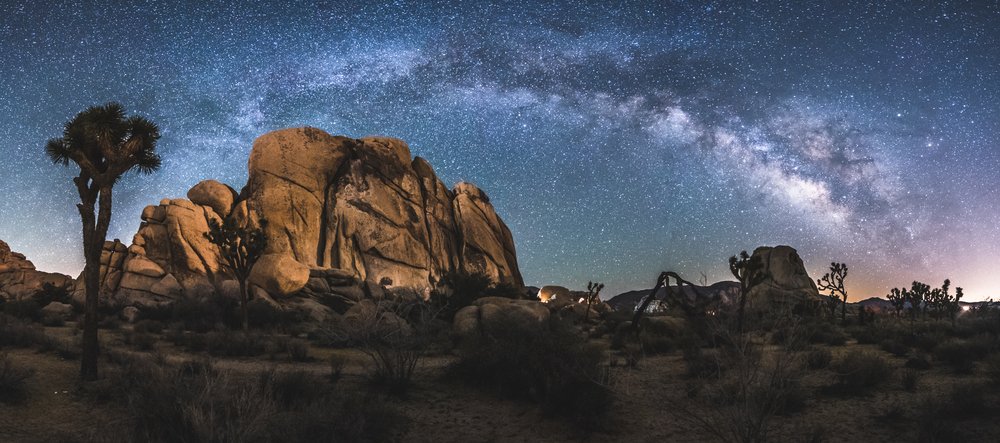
[1,1,998,301]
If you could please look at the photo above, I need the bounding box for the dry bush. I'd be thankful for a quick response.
[806,347,832,370]
[284,339,311,362]
[829,350,893,395]
[0,352,34,403]
[675,323,807,443]
[933,340,983,374]
[95,353,405,442]
[915,381,991,442]
[451,310,613,428]
[0,314,51,348]
[338,301,432,394]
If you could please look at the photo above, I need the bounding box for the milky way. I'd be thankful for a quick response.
[1,1,998,300]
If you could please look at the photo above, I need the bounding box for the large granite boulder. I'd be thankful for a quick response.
[746,245,823,309]
[0,239,73,301]
[187,179,238,218]
[90,127,524,321]
[453,296,550,339]
[248,252,310,297]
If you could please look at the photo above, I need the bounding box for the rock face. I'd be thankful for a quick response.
[746,245,822,309]
[89,127,524,320]
[0,240,73,301]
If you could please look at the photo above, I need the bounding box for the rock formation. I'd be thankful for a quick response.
[745,245,822,309]
[80,127,523,320]
[0,239,73,301]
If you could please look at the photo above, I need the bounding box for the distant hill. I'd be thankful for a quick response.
[606,281,740,311]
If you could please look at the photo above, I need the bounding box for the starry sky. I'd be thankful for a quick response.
[1,1,998,301]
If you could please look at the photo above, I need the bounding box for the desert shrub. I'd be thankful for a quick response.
[683,345,721,378]
[259,369,327,408]
[247,299,304,331]
[806,347,832,369]
[986,354,1000,385]
[830,350,892,395]
[203,330,267,357]
[309,315,350,347]
[638,320,679,354]
[171,295,237,332]
[125,366,276,442]
[910,333,943,353]
[451,309,613,427]
[126,332,158,351]
[2,299,41,322]
[329,354,347,383]
[953,316,1000,338]
[901,369,919,391]
[133,319,164,335]
[905,354,932,370]
[915,382,990,442]
[880,339,910,357]
[0,315,50,348]
[92,353,405,442]
[676,328,806,443]
[285,339,311,362]
[0,352,34,403]
[933,340,979,374]
[337,301,433,394]
[808,322,848,346]
[641,334,675,354]
[40,310,66,327]
[98,314,120,330]
[264,392,408,443]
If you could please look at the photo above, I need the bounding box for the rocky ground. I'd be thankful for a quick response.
[2,320,999,443]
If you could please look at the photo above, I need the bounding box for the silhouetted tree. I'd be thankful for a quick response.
[205,217,268,331]
[729,251,766,334]
[908,281,931,320]
[817,262,848,322]
[887,287,905,318]
[949,286,964,327]
[45,103,161,381]
[582,281,604,322]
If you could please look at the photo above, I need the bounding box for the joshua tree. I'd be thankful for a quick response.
[887,287,906,318]
[729,250,766,334]
[45,103,161,381]
[582,281,605,322]
[908,281,931,320]
[950,286,964,327]
[817,262,848,322]
[205,217,268,331]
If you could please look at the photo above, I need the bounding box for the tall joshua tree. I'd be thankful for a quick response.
[729,250,766,334]
[205,217,267,331]
[46,103,161,380]
[817,262,848,322]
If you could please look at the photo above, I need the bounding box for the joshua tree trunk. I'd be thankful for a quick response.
[239,278,249,331]
[78,185,112,380]
[841,295,847,322]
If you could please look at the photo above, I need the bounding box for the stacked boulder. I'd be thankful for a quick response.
[81,127,524,321]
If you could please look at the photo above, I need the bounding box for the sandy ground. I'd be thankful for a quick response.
[1,325,999,442]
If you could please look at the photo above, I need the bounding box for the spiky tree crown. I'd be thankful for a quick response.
[45,102,161,182]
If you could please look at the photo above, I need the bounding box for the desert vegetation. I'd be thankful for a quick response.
[3,251,1000,441]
